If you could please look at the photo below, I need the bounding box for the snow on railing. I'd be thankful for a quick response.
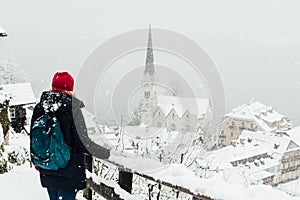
[84,155,214,200]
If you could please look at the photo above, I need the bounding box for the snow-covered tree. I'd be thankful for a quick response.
[0,99,10,145]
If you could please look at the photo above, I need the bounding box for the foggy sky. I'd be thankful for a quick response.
[0,0,299,125]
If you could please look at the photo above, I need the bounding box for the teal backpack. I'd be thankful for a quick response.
[30,114,71,170]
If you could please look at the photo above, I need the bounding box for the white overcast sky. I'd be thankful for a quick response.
[0,0,299,124]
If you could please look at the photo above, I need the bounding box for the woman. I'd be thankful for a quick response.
[30,72,113,200]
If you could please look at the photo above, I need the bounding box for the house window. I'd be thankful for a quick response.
[250,123,254,129]
[231,132,234,138]
[242,122,245,128]
[172,113,175,118]
[9,108,15,119]
[187,114,189,118]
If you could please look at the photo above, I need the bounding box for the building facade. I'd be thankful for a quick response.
[153,96,211,133]
[218,102,291,147]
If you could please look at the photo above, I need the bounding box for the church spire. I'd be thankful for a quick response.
[144,24,155,80]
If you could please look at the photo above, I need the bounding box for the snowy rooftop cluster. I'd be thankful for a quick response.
[0,83,36,106]
[157,96,210,118]
[226,101,290,131]
[195,129,300,184]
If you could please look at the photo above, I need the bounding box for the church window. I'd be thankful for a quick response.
[144,91,150,98]
[171,124,176,131]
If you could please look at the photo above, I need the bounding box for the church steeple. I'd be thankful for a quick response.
[139,24,157,126]
[143,24,155,82]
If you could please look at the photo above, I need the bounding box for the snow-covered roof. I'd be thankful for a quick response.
[124,125,164,138]
[226,101,287,132]
[238,130,297,156]
[157,95,210,118]
[197,130,299,175]
[0,83,36,106]
[287,126,300,146]
[247,170,274,182]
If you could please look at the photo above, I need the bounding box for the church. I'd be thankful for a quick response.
[139,26,212,133]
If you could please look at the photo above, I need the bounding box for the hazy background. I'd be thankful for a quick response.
[0,0,299,125]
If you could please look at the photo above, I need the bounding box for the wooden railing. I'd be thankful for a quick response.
[83,155,214,200]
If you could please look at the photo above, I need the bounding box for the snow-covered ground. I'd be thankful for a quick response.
[0,133,95,200]
[0,164,48,199]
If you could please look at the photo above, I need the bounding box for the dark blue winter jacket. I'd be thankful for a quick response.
[30,91,110,192]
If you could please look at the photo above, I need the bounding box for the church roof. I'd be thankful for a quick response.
[156,95,210,118]
[143,25,155,83]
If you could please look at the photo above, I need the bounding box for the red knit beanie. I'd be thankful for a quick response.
[51,72,74,92]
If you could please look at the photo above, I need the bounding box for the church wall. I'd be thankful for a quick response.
[181,110,198,132]
[166,109,181,131]
[153,107,166,127]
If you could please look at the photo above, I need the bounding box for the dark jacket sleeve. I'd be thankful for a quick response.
[72,107,111,160]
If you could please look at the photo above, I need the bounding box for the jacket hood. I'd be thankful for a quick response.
[39,91,84,114]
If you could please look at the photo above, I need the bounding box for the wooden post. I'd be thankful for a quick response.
[156,184,161,200]
[118,170,133,193]
[84,155,93,200]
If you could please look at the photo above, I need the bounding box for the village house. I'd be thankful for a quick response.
[139,26,212,135]
[195,129,300,186]
[217,101,291,147]
[0,83,36,133]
